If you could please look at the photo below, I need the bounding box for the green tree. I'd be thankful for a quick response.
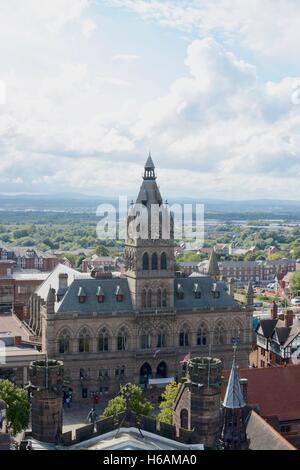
[0,380,30,435]
[290,271,300,296]
[102,383,153,419]
[63,252,77,267]
[157,381,180,425]
[95,245,110,256]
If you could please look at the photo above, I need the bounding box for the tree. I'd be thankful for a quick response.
[290,271,300,296]
[63,252,77,267]
[0,380,30,435]
[157,381,180,425]
[102,383,153,419]
[95,245,109,256]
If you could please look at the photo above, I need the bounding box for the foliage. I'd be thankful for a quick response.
[102,383,153,419]
[0,380,30,435]
[290,271,300,295]
[95,245,110,256]
[157,381,180,425]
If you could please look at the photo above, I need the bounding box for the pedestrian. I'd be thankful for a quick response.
[66,396,71,408]
[87,407,98,424]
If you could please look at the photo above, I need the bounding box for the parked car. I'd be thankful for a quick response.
[291,298,300,306]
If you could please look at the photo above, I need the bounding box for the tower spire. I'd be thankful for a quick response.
[143,153,156,180]
[221,347,248,450]
[207,248,220,279]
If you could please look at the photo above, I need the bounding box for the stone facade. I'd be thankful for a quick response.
[36,158,252,402]
[29,360,64,443]
[173,357,223,448]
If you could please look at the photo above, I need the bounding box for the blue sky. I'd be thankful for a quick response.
[1,0,300,199]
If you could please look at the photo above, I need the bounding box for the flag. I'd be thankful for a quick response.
[180,352,190,364]
[153,349,160,359]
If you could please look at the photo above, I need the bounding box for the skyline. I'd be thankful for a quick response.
[0,1,300,199]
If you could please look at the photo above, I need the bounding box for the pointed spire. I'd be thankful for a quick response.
[207,248,220,279]
[143,153,156,180]
[246,280,254,306]
[223,354,245,409]
[246,280,254,296]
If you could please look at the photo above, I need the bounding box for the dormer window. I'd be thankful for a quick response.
[96,286,105,303]
[77,286,86,303]
[212,283,220,299]
[193,283,201,299]
[115,285,124,302]
[176,283,184,300]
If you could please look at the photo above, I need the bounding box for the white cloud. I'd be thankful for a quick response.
[109,0,300,60]
[1,1,300,198]
[112,54,140,61]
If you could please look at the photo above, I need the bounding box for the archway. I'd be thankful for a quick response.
[156,361,167,378]
[180,409,189,429]
[139,362,152,385]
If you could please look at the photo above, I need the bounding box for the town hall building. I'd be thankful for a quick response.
[29,156,253,400]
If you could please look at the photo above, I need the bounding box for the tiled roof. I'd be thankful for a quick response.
[246,410,296,450]
[222,365,300,421]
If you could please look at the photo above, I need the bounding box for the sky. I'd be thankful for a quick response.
[1,0,300,200]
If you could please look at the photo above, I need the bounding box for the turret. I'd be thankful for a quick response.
[246,281,254,306]
[207,249,220,280]
[46,287,56,315]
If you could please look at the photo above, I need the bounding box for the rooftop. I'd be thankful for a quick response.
[222,365,300,421]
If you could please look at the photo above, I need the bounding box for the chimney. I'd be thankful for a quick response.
[271,300,278,320]
[284,310,294,327]
[239,378,248,403]
[58,273,68,290]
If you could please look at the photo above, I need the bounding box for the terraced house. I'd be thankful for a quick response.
[32,157,253,401]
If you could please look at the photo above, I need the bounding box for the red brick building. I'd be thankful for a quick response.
[222,365,300,449]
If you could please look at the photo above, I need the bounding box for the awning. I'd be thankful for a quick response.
[148,377,175,386]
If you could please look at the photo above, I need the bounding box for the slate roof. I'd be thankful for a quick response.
[246,410,296,450]
[256,319,278,338]
[223,358,245,409]
[56,278,133,314]
[174,276,238,310]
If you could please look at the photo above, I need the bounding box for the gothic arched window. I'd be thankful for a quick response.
[147,289,152,308]
[197,322,208,346]
[157,288,162,308]
[180,409,189,429]
[162,289,167,307]
[78,328,90,353]
[157,329,166,348]
[179,325,189,347]
[98,328,109,352]
[230,321,243,345]
[58,329,70,354]
[140,331,151,350]
[142,253,149,270]
[160,252,167,270]
[117,327,128,351]
[151,253,158,270]
[142,289,147,308]
[214,322,226,345]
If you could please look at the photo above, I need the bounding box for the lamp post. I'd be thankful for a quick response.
[0,399,10,450]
